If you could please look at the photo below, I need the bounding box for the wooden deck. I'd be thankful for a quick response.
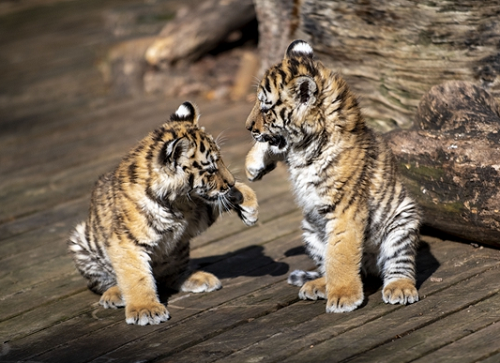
[1,2,500,362]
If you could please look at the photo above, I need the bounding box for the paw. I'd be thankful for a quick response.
[100,286,125,309]
[246,161,276,182]
[245,143,276,182]
[287,269,321,287]
[181,271,222,293]
[125,301,170,326]
[298,277,326,300]
[383,278,419,305]
[232,182,258,226]
[326,283,364,313]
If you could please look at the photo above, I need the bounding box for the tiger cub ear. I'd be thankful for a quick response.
[285,40,314,60]
[160,137,191,168]
[169,101,200,125]
[292,76,317,106]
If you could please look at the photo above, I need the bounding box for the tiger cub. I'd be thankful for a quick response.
[245,40,421,313]
[69,101,258,325]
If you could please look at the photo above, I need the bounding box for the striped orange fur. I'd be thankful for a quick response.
[245,40,421,313]
[69,101,258,325]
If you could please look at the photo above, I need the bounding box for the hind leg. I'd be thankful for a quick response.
[379,217,420,305]
[69,222,117,294]
[100,285,125,309]
[288,218,324,288]
[383,279,418,305]
[287,270,321,287]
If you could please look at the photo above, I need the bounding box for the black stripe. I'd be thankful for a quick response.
[278,68,287,82]
[151,126,166,143]
[264,77,272,93]
[279,107,287,122]
[146,143,155,161]
[128,162,138,184]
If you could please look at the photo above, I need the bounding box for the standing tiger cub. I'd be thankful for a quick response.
[245,40,421,313]
[69,101,258,325]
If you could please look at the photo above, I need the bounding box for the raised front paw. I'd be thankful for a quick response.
[100,285,125,309]
[125,301,170,326]
[245,143,276,182]
[246,160,276,182]
[383,278,419,305]
[231,182,258,226]
[298,277,326,300]
[326,281,364,313]
[181,271,222,293]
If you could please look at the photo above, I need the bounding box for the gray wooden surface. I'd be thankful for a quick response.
[1,1,500,362]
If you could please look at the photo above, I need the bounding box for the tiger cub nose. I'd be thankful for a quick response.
[246,120,255,131]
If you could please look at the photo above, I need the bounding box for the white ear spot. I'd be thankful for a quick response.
[292,41,313,56]
[175,104,191,118]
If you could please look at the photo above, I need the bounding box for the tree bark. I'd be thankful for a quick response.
[254,0,500,131]
[385,81,500,246]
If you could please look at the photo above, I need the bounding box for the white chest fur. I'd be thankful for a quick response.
[288,162,323,212]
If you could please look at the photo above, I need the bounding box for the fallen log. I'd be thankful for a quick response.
[145,0,256,67]
[386,81,500,246]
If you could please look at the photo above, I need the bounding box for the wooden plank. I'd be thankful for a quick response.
[0,290,97,342]
[164,298,328,363]
[0,97,234,188]
[410,320,500,363]
[0,218,80,266]
[191,210,302,258]
[0,156,118,223]
[0,97,248,180]
[0,96,155,152]
[345,291,500,363]
[4,234,307,362]
[36,255,311,363]
[281,267,500,363]
[4,235,494,363]
[192,184,297,248]
[199,243,500,363]
[0,271,85,323]
[0,255,76,298]
[477,351,500,363]
[0,197,87,242]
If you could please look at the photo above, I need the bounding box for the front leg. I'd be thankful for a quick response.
[323,207,365,313]
[229,181,259,226]
[108,236,170,325]
[245,142,283,181]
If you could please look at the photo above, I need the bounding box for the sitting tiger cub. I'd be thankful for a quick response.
[245,40,421,313]
[69,101,258,325]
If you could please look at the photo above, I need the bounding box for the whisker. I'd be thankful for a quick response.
[215,130,229,147]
